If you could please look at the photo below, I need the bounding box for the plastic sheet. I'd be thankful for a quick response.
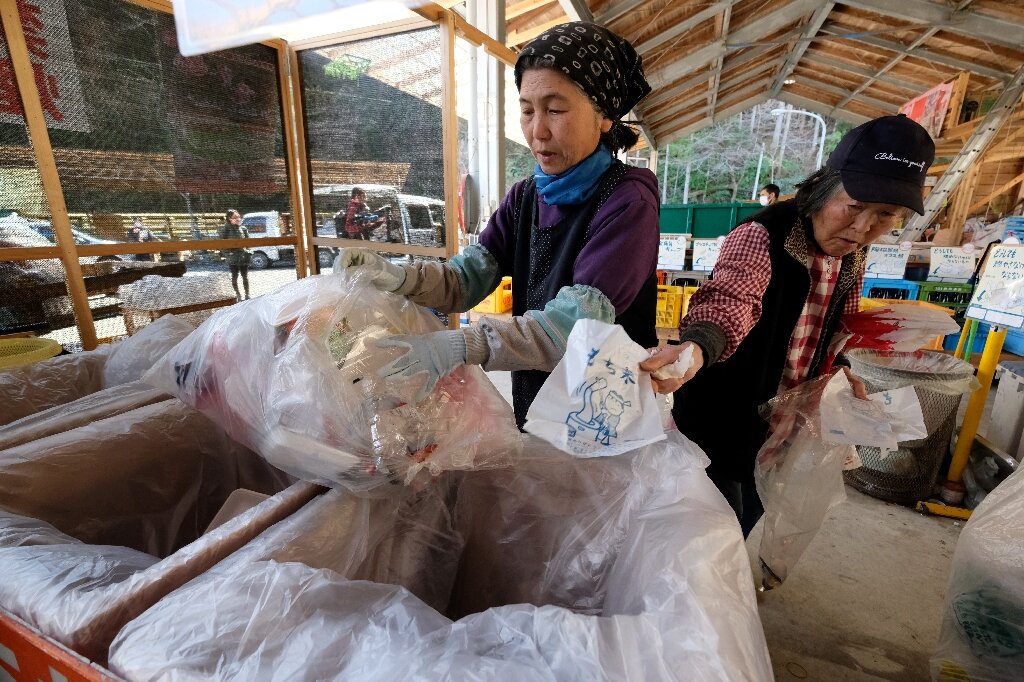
[0,399,291,557]
[0,381,168,451]
[146,269,519,491]
[108,434,773,681]
[102,314,195,388]
[0,345,109,426]
[0,483,318,663]
[842,305,960,352]
[755,375,853,590]
[931,465,1024,681]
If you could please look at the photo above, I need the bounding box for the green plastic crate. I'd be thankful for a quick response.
[917,281,974,311]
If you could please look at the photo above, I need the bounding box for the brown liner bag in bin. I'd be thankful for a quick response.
[0,397,310,663]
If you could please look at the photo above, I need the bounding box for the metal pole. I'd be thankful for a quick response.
[661,144,670,204]
[751,143,765,200]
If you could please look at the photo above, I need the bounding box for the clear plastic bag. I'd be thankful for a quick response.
[108,433,773,681]
[756,372,927,589]
[102,313,195,388]
[145,269,519,491]
[931,465,1024,681]
[0,345,110,426]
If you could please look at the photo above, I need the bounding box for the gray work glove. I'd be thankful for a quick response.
[377,330,468,403]
[337,247,406,292]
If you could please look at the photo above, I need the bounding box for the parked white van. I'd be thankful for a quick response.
[240,211,293,269]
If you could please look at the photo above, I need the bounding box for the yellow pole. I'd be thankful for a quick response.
[953,318,971,359]
[948,326,1007,483]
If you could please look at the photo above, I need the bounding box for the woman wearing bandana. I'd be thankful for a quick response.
[339,22,659,427]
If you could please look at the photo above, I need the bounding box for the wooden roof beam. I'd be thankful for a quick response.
[507,17,564,46]
[506,0,556,21]
[634,1,733,57]
[652,78,770,135]
[778,91,872,126]
[658,94,770,145]
[641,43,776,110]
[769,1,835,98]
[821,25,1010,82]
[840,0,1024,50]
[647,61,775,123]
[707,4,734,120]
[594,0,646,27]
[556,0,593,22]
[647,0,822,90]
[793,74,900,113]
[800,52,928,94]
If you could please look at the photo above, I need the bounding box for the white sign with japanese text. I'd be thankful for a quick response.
[928,247,976,283]
[692,238,722,272]
[966,245,1024,329]
[0,0,89,132]
[657,233,688,271]
[865,244,910,280]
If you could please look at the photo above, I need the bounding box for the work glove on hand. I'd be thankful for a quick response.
[337,247,406,292]
[377,330,468,403]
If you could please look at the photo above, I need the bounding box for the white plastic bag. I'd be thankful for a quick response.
[102,314,194,388]
[525,320,664,457]
[145,269,519,491]
[932,465,1024,681]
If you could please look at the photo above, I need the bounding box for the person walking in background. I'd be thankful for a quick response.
[759,183,780,206]
[128,217,156,261]
[219,209,251,301]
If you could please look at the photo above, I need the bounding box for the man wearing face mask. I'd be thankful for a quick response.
[759,184,780,206]
[643,115,935,536]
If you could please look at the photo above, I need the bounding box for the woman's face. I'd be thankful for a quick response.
[519,67,612,175]
[811,188,903,257]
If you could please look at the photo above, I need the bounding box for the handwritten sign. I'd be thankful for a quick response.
[657,233,688,270]
[865,244,910,280]
[966,245,1024,329]
[928,247,977,283]
[692,238,722,272]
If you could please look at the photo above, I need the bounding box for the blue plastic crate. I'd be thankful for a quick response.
[862,278,920,301]
[944,321,990,354]
[1005,328,1024,356]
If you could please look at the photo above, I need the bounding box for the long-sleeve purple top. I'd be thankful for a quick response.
[478,166,661,315]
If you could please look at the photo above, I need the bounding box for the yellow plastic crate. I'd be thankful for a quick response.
[656,284,684,328]
[680,286,698,318]
[474,276,513,314]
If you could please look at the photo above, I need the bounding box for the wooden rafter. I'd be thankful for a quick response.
[706,3,734,119]
[507,17,564,46]
[769,1,835,98]
[841,0,1023,49]
[507,0,556,21]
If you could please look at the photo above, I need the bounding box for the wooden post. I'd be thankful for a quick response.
[0,0,97,349]
[942,71,970,134]
[276,41,315,278]
[440,12,460,328]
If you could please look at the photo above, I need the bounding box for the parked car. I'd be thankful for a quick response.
[29,221,124,261]
[240,211,295,269]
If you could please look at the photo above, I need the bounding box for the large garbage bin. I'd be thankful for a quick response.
[843,349,976,504]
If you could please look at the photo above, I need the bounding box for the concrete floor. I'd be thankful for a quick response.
[482,370,969,681]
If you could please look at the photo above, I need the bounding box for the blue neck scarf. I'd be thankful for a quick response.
[534,144,613,206]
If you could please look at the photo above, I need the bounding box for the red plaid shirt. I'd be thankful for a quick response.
[682,221,862,388]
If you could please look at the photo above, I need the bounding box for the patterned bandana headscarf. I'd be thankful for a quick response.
[514,22,651,121]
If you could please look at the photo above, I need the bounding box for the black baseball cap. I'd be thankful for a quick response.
[826,114,935,215]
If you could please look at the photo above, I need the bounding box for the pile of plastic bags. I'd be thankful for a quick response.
[146,269,520,491]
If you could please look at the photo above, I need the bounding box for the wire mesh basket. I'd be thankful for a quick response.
[843,349,976,504]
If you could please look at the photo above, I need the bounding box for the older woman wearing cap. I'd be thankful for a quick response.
[642,114,936,536]
[338,22,660,427]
